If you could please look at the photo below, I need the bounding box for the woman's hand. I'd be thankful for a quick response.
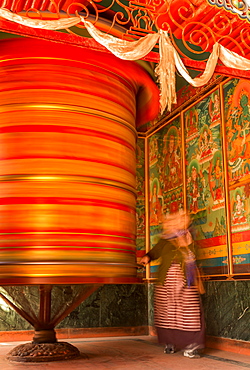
[139,255,150,266]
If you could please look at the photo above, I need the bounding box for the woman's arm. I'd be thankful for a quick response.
[139,238,167,266]
[139,255,150,266]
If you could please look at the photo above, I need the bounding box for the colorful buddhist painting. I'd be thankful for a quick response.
[184,89,228,276]
[143,77,250,277]
[224,78,250,273]
[148,116,184,277]
[228,186,250,273]
[149,116,183,223]
[224,78,250,186]
[136,139,146,256]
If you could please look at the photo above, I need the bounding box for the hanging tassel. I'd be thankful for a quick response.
[155,30,177,114]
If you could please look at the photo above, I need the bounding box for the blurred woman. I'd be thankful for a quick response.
[140,211,205,359]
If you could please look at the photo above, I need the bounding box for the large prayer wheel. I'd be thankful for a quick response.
[0,38,159,284]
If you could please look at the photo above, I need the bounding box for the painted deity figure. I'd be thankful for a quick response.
[209,93,220,126]
[185,107,199,140]
[239,93,250,130]
[211,157,224,203]
[163,133,181,191]
[188,166,200,214]
[136,210,145,234]
[187,165,206,215]
[149,137,158,167]
[199,126,213,161]
[227,93,250,181]
[232,193,246,224]
[237,94,250,164]
[190,180,199,214]
[136,171,144,198]
[136,142,144,169]
[150,183,163,225]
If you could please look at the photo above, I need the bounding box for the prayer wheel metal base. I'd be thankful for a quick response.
[7,342,80,362]
[1,284,101,362]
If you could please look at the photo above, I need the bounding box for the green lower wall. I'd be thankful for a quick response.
[59,284,148,329]
[0,281,249,343]
[0,285,148,332]
[202,280,250,341]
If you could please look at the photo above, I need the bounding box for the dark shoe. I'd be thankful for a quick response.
[164,344,175,354]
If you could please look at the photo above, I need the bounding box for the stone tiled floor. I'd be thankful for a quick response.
[0,336,249,370]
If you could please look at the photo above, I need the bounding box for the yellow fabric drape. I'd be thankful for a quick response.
[1,8,250,113]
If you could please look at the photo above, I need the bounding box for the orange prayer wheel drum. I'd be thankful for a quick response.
[0,38,159,284]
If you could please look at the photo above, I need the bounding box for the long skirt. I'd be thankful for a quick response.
[154,263,205,350]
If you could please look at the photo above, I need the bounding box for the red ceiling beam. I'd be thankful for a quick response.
[0,18,107,52]
[1,18,250,81]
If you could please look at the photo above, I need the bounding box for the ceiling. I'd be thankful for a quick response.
[0,0,250,61]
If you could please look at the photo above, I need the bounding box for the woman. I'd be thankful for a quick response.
[140,211,205,359]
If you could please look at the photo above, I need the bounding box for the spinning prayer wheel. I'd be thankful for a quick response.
[0,38,160,285]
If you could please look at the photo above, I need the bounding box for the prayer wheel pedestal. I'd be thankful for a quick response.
[7,342,80,362]
[1,279,142,362]
[3,284,101,362]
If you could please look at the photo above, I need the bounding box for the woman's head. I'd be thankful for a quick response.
[163,210,190,233]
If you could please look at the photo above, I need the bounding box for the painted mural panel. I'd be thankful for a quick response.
[184,89,228,276]
[223,78,250,274]
[149,116,184,276]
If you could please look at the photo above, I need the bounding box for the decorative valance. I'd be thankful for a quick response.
[1,8,250,114]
